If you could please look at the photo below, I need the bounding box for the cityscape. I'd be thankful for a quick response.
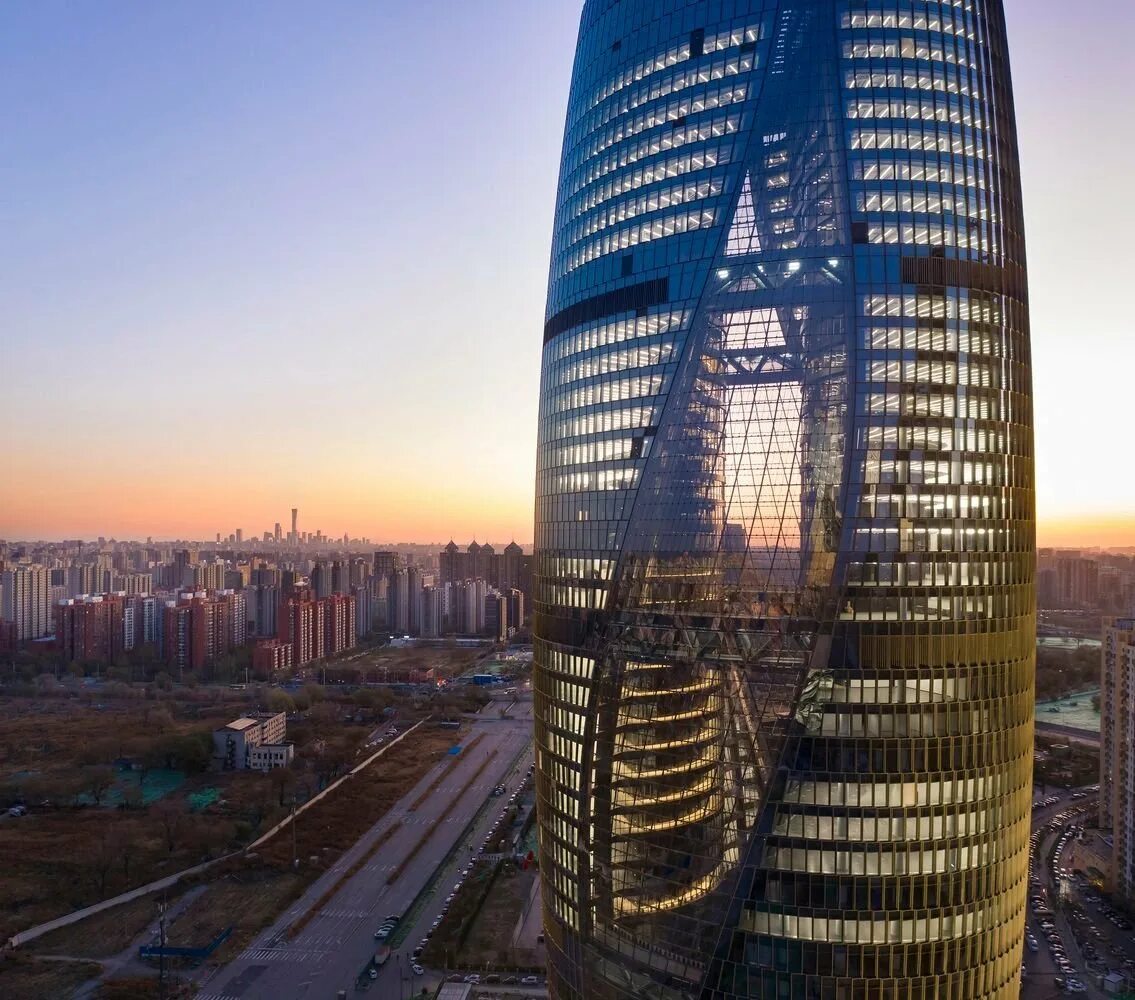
[2,2,1133,1000]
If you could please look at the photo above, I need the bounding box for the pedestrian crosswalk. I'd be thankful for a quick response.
[236,947,329,964]
[315,907,370,919]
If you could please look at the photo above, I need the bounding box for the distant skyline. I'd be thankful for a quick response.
[3,0,1133,548]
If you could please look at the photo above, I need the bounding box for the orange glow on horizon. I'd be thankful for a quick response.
[3,491,1133,551]
[3,456,1131,549]
[1036,515,1135,551]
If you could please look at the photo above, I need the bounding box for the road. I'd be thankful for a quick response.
[1035,722,1101,747]
[1021,789,1100,999]
[199,702,534,1000]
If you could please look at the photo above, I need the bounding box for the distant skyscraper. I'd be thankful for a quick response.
[291,507,298,544]
[1,565,51,640]
[484,591,507,642]
[420,586,443,639]
[388,567,412,635]
[440,541,463,586]
[352,582,374,637]
[66,562,96,598]
[533,3,1035,998]
[373,550,401,580]
[330,559,346,595]
[311,561,330,599]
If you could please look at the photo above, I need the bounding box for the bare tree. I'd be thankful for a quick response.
[85,828,123,898]
[153,799,186,854]
[120,830,138,883]
[84,765,116,807]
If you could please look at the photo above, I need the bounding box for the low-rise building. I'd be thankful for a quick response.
[247,742,294,771]
[213,711,288,770]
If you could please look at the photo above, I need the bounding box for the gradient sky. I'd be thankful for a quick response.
[2,1,1132,547]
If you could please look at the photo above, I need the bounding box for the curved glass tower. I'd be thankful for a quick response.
[533,2,1034,998]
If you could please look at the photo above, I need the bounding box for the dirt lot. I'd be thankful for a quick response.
[31,887,188,959]
[163,869,307,963]
[0,687,455,943]
[134,724,461,969]
[96,975,195,999]
[322,645,485,685]
[423,859,538,969]
[462,863,539,966]
[0,954,103,1000]
[0,695,250,937]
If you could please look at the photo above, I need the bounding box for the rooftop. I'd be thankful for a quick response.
[225,718,258,732]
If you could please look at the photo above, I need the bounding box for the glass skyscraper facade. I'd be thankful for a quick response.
[533,1,1034,998]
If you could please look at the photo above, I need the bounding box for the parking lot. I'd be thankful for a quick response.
[1020,785,1135,997]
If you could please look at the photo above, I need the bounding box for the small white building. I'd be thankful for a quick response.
[213,712,289,770]
[247,742,294,771]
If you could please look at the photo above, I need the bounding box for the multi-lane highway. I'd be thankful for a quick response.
[199,702,534,1000]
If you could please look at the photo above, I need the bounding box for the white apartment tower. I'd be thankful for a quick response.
[1,565,52,640]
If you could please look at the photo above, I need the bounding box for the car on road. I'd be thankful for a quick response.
[464,974,481,983]
[412,964,424,976]
[521,975,541,984]
[368,968,378,980]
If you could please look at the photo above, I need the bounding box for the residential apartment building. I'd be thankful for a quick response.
[1,564,51,640]
[1101,617,1135,902]
[56,595,126,664]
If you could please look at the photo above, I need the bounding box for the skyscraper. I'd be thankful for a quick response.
[533,3,1035,998]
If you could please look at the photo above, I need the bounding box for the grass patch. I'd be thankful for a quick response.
[95,975,195,999]
[422,860,539,970]
[463,863,539,965]
[256,727,459,869]
[0,954,103,1000]
[420,860,496,967]
[31,886,186,959]
[163,869,305,963]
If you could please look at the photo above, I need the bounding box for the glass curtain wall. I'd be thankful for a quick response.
[534,2,1034,998]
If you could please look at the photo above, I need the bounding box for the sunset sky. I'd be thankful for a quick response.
[2,1,1132,548]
